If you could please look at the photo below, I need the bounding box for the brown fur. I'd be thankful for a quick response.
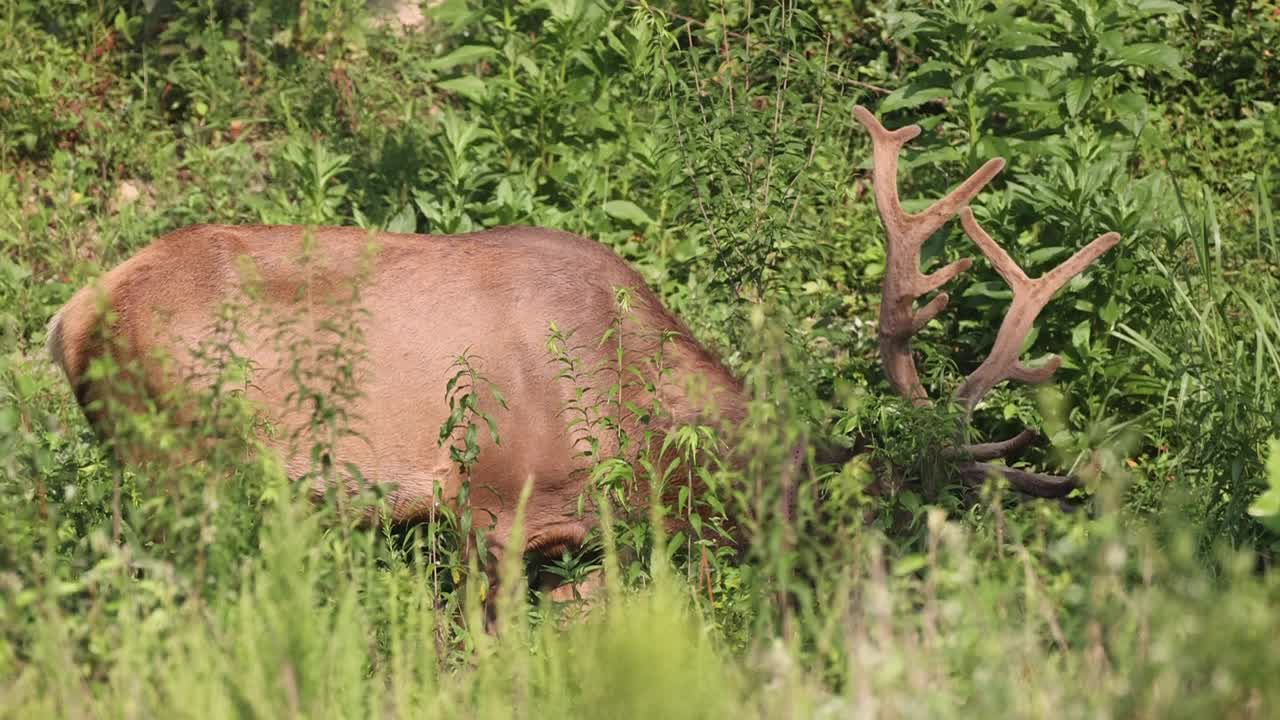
[50,224,750,565]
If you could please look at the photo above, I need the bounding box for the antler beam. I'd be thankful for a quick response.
[853,105,1003,404]
[853,105,1121,498]
[953,209,1121,415]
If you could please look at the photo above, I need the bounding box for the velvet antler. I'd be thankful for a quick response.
[854,106,1121,498]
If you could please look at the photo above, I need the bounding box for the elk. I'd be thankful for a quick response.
[47,107,1119,599]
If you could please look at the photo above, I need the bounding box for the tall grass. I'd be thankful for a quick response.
[5,462,1279,719]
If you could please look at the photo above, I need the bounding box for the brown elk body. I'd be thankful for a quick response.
[49,108,1121,595]
[48,223,748,571]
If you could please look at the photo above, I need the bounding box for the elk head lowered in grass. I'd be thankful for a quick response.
[47,107,1119,601]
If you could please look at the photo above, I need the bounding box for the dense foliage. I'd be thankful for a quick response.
[2,1,1279,717]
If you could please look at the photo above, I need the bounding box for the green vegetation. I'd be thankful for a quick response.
[3,0,1280,717]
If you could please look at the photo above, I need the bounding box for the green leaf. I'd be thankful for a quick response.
[990,30,1056,51]
[1071,319,1092,355]
[915,60,953,76]
[1064,76,1093,117]
[962,281,1013,300]
[436,76,487,102]
[484,414,501,446]
[427,0,473,27]
[1129,0,1186,18]
[488,383,507,409]
[1111,92,1149,136]
[879,84,951,114]
[1099,296,1123,325]
[385,204,417,234]
[990,76,1051,98]
[1025,246,1067,266]
[0,254,32,283]
[1112,43,1182,74]
[425,45,497,71]
[603,200,654,226]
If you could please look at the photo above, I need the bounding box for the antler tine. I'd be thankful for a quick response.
[852,105,921,238]
[853,105,1005,404]
[959,462,1078,498]
[955,207,1028,289]
[954,208,1122,415]
[943,430,1079,497]
[942,428,1038,462]
[852,106,1006,248]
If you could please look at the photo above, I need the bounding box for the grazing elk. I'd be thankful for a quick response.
[48,107,1119,597]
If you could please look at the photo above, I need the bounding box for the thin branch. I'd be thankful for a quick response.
[786,32,832,225]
